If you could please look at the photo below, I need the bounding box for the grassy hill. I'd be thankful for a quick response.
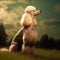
[0,48,60,60]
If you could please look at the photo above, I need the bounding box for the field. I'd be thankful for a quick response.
[0,48,60,60]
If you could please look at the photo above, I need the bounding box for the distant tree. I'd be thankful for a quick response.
[0,23,7,46]
[55,39,60,50]
[39,34,55,49]
[39,34,49,48]
[49,37,55,48]
[35,34,60,50]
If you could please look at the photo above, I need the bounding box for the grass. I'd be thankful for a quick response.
[0,48,60,60]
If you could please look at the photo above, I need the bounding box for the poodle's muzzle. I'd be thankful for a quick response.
[33,10,42,16]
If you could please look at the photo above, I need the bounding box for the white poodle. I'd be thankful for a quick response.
[0,6,41,54]
[21,6,41,54]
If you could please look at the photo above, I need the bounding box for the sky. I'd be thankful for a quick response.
[0,0,60,39]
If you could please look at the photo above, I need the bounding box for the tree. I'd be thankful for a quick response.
[39,34,49,48]
[0,23,7,46]
[49,37,55,48]
[39,34,55,49]
[55,39,60,50]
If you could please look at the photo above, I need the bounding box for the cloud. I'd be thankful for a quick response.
[2,11,19,28]
[0,6,8,19]
[0,4,24,28]
[0,0,28,4]
[17,0,28,3]
[55,3,60,13]
[0,0,26,29]
[13,6,24,15]
[39,18,60,29]
[0,1,16,5]
[39,19,46,29]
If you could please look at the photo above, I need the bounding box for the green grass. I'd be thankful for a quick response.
[0,48,60,60]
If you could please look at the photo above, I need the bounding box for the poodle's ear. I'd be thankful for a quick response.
[20,13,33,26]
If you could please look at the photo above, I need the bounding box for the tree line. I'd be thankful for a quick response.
[35,34,60,50]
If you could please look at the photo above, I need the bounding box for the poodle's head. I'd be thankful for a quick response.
[24,6,41,16]
[24,6,36,13]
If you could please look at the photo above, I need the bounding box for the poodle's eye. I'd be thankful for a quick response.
[32,10,35,12]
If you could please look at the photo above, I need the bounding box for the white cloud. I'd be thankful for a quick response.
[13,6,24,15]
[0,7,8,19]
[0,1,16,5]
[39,18,60,29]
[2,10,19,28]
[0,0,28,4]
[0,4,24,28]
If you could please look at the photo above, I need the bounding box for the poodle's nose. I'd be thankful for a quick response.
[37,10,42,14]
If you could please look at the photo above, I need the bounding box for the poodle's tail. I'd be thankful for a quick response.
[0,48,9,52]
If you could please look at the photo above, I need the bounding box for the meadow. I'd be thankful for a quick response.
[0,48,60,60]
